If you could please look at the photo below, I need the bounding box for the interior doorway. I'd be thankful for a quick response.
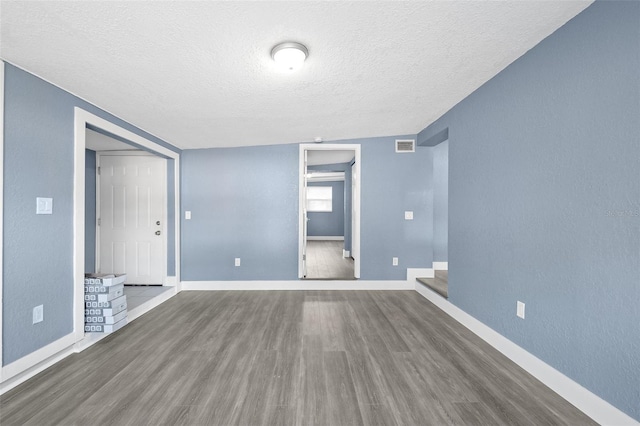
[74,108,181,339]
[299,144,361,279]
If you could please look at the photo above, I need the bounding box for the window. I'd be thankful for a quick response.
[307,186,332,212]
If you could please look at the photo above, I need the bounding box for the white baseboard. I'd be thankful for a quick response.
[432,261,448,271]
[1,287,178,396]
[407,268,434,282]
[164,276,178,286]
[0,333,77,393]
[181,280,413,291]
[307,236,344,241]
[414,284,638,426]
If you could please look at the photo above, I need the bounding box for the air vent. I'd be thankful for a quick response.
[395,139,415,153]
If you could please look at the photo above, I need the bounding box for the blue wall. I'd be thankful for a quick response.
[180,136,433,281]
[2,64,180,365]
[418,1,639,419]
[84,149,97,273]
[181,145,299,280]
[359,137,433,278]
[432,141,448,262]
[307,181,345,237]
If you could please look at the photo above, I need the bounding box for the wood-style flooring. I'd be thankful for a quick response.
[305,240,355,280]
[0,291,594,426]
[417,270,448,298]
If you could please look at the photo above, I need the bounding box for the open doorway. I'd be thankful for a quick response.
[299,144,361,279]
[74,108,180,338]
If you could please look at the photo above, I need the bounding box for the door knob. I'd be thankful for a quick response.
[155,230,161,235]
[156,221,161,225]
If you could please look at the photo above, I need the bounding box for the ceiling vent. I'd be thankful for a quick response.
[395,139,415,153]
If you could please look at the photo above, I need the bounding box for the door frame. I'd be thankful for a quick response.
[298,144,361,279]
[95,151,167,283]
[73,108,181,340]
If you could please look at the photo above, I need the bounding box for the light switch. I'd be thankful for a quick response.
[36,197,53,215]
[33,305,44,324]
[185,211,192,220]
[404,211,413,220]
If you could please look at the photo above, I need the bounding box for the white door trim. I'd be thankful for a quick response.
[95,152,167,284]
[299,144,361,279]
[73,107,181,341]
[0,60,5,370]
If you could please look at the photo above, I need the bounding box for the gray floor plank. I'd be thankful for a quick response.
[0,291,596,426]
[324,350,365,426]
[305,240,355,279]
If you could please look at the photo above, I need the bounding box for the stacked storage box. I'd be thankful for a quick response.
[84,274,128,333]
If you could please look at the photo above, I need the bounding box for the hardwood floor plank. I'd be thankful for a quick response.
[230,350,278,426]
[0,291,596,426]
[296,335,328,425]
[324,351,365,426]
[358,403,399,426]
[305,240,355,280]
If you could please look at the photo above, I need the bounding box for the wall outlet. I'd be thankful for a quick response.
[517,301,525,319]
[185,211,191,220]
[36,197,53,215]
[235,258,241,267]
[392,257,399,266]
[404,211,413,220]
[33,305,44,324]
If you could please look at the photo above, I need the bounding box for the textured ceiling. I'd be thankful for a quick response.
[0,1,592,150]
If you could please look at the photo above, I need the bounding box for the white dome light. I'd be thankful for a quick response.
[271,42,308,72]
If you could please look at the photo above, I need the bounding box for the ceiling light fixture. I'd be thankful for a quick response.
[271,42,308,72]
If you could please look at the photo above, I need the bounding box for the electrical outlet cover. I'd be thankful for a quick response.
[33,305,44,324]
[36,197,53,215]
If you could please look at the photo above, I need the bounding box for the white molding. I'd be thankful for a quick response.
[307,171,345,182]
[0,60,5,370]
[181,280,413,291]
[174,159,181,288]
[0,333,76,390]
[407,267,434,281]
[73,108,87,343]
[307,236,344,241]
[414,284,638,426]
[76,109,177,159]
[432,261,448,271]
[97,150,155,156]
[343,250,350,258]
[165,276,178,287]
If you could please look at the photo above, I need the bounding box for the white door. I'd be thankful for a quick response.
[97,154,166,285]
